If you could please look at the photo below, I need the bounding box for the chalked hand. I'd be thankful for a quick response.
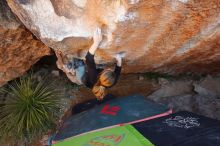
[93,27,103,46]
[89,27,103,55]
[114,51,126,59]
[114,51,126,67]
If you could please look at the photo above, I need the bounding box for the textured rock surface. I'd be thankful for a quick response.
[194,75,220,98]
[147,79,194,100]
[0,0,51,86]
[6,0,220,82]
[146,76,220,120]
[149,94,220,120]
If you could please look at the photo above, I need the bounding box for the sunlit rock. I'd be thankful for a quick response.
[0,0,51,86]
[6,0,220,83]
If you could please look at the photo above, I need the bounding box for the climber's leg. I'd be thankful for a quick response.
[71,58,86,84]
[65,58,86,84]
[73,58,85,69]
[75,65,86,84]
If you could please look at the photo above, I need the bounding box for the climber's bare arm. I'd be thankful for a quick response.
[89,28,103,55]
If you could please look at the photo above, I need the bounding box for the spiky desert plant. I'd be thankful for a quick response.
[0,75,61,145]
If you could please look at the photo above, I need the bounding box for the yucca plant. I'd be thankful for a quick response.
[0,75,61,145]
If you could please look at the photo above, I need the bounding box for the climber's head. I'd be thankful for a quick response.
[99,69,115,87]
[92,69,116,99]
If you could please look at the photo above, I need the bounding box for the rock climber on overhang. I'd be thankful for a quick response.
[59,28,125,100]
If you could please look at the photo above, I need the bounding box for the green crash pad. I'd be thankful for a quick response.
[53,124,154,146]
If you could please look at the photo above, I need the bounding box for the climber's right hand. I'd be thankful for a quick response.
[114,52,126,67]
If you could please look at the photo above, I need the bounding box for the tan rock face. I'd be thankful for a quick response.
[0,0,51,86]
[6,0,220,82]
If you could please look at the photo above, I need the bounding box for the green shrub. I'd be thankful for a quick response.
[0,75,61,145]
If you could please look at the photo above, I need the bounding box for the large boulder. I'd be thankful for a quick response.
[5,0,220,82]
[0,0,51,86]
[194,75,220,98]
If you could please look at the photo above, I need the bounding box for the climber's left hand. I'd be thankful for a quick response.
[93,27,103,47]
[89,27,103,55]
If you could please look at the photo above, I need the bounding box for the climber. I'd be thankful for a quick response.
[62,28,124,100]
